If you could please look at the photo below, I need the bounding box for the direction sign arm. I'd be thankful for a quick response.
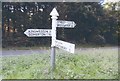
[57,20,76,28]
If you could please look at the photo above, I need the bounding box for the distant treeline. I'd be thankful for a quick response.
[2,2,119,47]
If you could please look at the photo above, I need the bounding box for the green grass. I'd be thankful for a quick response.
[1,47,118,79]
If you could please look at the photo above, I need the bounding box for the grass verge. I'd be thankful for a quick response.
[1,47,118,79]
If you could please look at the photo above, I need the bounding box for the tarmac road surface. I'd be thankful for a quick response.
[1,46,118,57]
[1,49,49,56]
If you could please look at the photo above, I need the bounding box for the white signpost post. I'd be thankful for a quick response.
[24,8,76,71]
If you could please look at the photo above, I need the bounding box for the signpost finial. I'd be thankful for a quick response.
[50,8,59,16]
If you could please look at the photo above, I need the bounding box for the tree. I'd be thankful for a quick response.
[2,2,119,47]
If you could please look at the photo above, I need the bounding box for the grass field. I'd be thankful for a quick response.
[1,47,118,79]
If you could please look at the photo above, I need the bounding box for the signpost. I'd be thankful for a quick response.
[24,8,76,72]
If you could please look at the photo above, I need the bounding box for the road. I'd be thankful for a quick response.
[1,46,119,57]
[1,49,49,56]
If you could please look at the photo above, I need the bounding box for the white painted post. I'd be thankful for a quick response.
[50,8,59,71]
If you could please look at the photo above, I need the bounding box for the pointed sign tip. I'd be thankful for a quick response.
[50,8,59,16]
[74,22,76,27]
[24,30,28,36]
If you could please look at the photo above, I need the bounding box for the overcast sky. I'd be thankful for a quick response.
[103,0,120,4]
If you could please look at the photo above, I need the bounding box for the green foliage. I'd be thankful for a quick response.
[2,47,118,79]
[2,2,119,47]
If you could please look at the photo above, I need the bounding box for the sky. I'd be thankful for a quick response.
[103,0,120,4]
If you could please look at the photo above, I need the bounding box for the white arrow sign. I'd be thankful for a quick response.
[55,39,75,53]
[24,29,51,37]
[57,20,76,28]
